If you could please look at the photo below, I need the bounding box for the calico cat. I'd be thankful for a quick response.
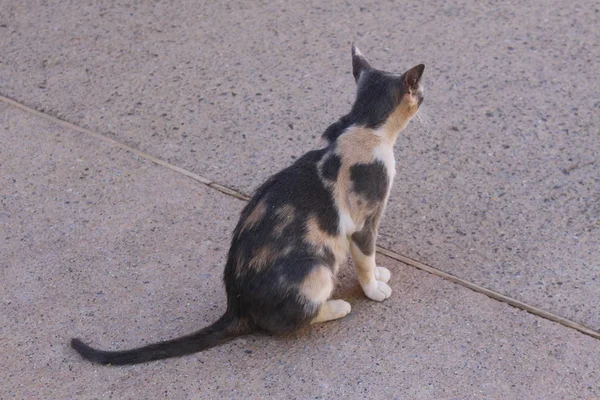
[71,45,425,365]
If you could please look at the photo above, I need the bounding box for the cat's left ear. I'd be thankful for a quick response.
[404,64,425,91]
[352,44,372,83]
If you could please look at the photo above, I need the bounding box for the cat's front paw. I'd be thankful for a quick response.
[362,280,392,302]
[375,266,391,283]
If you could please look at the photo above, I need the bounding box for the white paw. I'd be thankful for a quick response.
[330,299,352,318]
[375,266,391,283]
[362,280,392,302]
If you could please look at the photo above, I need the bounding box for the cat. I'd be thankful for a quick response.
[71,44,425,365]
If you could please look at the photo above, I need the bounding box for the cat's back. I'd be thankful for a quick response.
[224,147,341,304]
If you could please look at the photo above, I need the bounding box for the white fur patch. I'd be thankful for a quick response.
[372,142,396,182]
[338,211,357,236]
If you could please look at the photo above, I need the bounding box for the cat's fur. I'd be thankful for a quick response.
[71,45,425,365]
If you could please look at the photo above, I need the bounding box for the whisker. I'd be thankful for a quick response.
[415,108,434,134]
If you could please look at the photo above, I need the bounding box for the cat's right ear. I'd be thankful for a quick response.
[352,44,372,83]
[404,64,425,91]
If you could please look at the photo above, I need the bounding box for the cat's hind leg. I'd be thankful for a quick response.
[300,265,351,324]
[310,300,352,324]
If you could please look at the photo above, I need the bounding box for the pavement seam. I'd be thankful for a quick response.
[0,94,250,201]
[376,247,600,340]
[2,93,598,341]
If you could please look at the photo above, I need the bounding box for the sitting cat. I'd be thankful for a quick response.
[71,44,425,365]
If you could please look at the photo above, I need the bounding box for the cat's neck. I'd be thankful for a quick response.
[374,107,412,145]
[322,115,352,143]
[323,109,411,148]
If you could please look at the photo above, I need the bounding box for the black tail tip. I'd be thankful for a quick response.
[71,338,110,365]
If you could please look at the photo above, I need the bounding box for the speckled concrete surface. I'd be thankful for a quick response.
[1,100,600,399]
[1,0,598,331]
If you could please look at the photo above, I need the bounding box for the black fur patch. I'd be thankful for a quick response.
[231,250,326,333]
[350,161,389,202]
[321,246,336,266]
[321,154,341,181]
[272,149,339,235]
[351,212,380,256]
[234,150,338,236]
[351,229,374,255]
[322,116,351,143]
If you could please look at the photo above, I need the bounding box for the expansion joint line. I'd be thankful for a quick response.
[1,93,598,341]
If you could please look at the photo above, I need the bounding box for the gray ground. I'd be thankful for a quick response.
[1,0,599,399]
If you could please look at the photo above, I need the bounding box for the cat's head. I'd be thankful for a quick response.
[349,44,424,134]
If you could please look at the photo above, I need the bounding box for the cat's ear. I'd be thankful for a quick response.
[352,44,372,83]
[404,64,425,91]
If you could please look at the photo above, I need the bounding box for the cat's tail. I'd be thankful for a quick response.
[70,313,251,366]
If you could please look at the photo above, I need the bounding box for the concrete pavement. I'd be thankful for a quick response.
[1,0,599,398]
[1,0,598,331]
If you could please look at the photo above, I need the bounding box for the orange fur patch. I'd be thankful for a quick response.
[379,93,420,141]
[274,204,296,237]
[299,266,334,304]
[305,216,348,271]
[337,127,380,165]
[241,200,268,232]
[249,245,276,270]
